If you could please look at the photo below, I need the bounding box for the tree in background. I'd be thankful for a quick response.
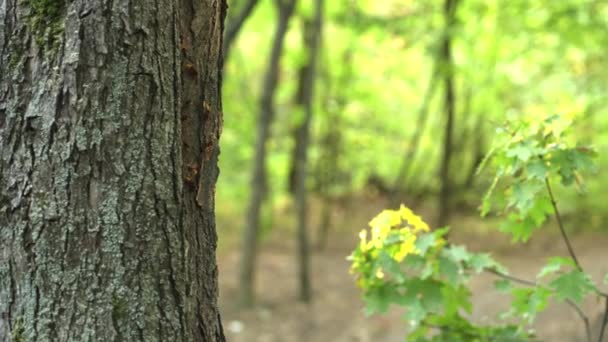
[239,0,297,307]
[288,0,324,302]
[314,48,350,250]
[0,0,227,340]
[217,0,608,321]
[437,0,459,229]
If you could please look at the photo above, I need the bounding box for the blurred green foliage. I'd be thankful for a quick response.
[219,0,608,229]
[348,115,606,341]
[348,206,532,340]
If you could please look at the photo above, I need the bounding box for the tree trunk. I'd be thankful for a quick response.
[314,48,350,250]
[0,0,227,341]
[290,0,323,302]
[437,0,458,229]
[239,0,296,307]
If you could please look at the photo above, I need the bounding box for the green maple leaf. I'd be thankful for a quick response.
[537,257,576,279]
[549,270,595,304]
[414,233,436,255]
[468,253,505,274]
[527,159,549,180]
[444,245,470,263]
[439,255,461,284]
[506,141,540,162]
[509,181,543,212]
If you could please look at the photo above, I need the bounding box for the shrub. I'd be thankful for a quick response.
[348,115,606,342]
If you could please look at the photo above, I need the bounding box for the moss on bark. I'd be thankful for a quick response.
[26,0,66,50]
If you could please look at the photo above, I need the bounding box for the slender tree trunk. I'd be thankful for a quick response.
[0,0,227,341]
[239,0,296,307]
[437,0,458,229]
[290,0,323,302]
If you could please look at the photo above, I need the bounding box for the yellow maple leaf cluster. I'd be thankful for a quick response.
[359,205,430,264]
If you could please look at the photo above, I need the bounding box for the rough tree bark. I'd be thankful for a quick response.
[239,0,297,307]
[0,0,227,341]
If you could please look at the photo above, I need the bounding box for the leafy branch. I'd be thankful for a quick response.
[487,268,592,342]
[350,115,606,341]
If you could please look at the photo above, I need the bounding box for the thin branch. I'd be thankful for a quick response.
[543,175,608,299]
[576,302,593,342]
[487,268,591,342]
[486,268,536,287]
[598,297,608,342]
[544,178,582,271]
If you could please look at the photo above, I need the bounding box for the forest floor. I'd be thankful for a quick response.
[217,196,608,342]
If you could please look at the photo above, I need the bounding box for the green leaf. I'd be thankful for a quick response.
[438,255,462,284]
[550,148,596,186]
[377,251,405,282]
[537,257,576,279]
[509,181,544,213]
[404,254,426,271]
[415,233,436,255]
[506,141,540,162]
[494,279,512,293]
[404,300,427,325]
[433,227,451,239]
[442,284,473,315]
[500,213,542,242]
[526,196,552,227]
[527,159,549,180]
[403,278,444,312]
[444,245,470,263]
[468,253,500,274]
[420,261,435,280]
[406,324,429,341]
[509,287,552,323]
[364,285,393,314]
[549,270,595,304]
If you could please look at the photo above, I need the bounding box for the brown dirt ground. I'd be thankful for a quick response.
[217,197,608,342]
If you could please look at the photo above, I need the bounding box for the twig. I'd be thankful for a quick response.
[576,302,593,342]
[543,178,608,299]
[486,268,536,287]
[598,297,608,342]
[544,178,582,271]
[487,268,591,342]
